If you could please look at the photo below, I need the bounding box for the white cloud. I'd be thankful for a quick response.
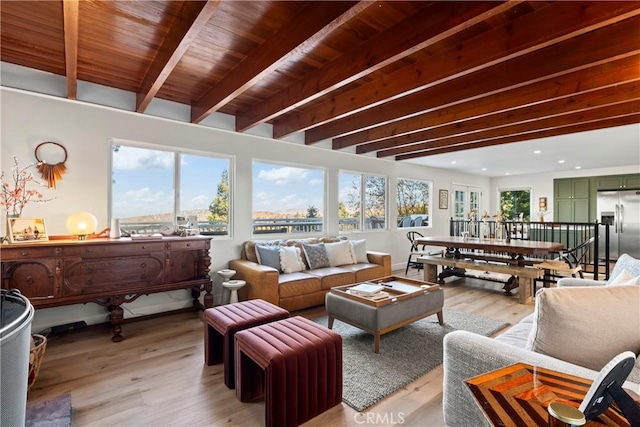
[183,195,209,210]
[113,187,173,217]
[113,146,173,170]
[256,166,309,185]
[307,178,322,185]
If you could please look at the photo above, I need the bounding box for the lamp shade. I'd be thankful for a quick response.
[66,211,98,239]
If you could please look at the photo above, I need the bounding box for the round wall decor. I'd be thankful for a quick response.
[34,141,68,188]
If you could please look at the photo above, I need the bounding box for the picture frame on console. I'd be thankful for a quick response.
[7,217,49,243]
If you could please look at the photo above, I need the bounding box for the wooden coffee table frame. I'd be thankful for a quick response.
[328,276,443,353]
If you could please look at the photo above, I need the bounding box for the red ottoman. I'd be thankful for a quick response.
[235,316,343,427]
[204,299,289,389]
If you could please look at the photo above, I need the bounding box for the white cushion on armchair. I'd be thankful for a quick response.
[526,285,640,372]
[558,253,640,287]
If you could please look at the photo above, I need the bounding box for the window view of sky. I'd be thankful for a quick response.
[112,145,227,219]
[253,162,324,216]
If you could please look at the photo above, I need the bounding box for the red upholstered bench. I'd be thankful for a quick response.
[204,299,289,389]
[235,316,343,427]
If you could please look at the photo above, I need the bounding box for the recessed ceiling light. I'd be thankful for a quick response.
[534,150,541,154]
[505,172,510,176]
[575,166,581,169]
[451,161,456,164]
[481,168,487,171]
[558,160,565,164]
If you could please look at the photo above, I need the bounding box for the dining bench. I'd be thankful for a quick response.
[418,255,543,303]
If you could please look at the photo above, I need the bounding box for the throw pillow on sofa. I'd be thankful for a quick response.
[255,244,282,272]
[349,239,368,263]
[302,243,330,269]
[325,240,355,266]
[279,246,305,273]
[526,285,640,371]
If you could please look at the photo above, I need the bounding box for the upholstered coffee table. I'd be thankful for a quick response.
[325,276,444,353]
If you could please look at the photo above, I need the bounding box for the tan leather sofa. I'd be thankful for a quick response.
[229,237,392,312]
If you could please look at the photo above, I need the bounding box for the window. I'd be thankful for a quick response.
[338,172,386,231]
[499,189,531,221]
[252,161,325,234]
[397,178,431,228]
[111,144,231,236]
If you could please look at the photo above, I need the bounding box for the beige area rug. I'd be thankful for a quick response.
[313,307,509,411]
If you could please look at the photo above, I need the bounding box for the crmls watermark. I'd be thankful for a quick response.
[354,411,406,424]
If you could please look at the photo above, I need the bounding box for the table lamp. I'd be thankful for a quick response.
[67,211,98,240]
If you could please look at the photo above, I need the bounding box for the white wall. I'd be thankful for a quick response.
[1,87,490,332]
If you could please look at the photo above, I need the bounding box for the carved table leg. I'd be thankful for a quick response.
[503,276,519,296]
[108,302,124,343]
[203,282,213,309]
[438,266,466,284]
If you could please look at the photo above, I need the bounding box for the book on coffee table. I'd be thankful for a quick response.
[349,282,384,296]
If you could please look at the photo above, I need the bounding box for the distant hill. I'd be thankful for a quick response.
[121,209,321,222]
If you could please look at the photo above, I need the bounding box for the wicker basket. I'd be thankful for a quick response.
[28,334,47,391]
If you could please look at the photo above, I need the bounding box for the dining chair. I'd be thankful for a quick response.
[534,236,596,292]
[405,231,443,274]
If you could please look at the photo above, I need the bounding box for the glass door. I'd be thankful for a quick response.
[452,184,482,221]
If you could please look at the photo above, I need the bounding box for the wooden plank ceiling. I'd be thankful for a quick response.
[2,1,639,161]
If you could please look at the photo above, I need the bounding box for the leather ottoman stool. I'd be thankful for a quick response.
[235,316,343,427]
[204,299,289,389]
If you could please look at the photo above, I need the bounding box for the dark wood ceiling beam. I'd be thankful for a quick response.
[334,55,640,149]
[62,0,79,100]
[396,113,640,160]
[136,1,220,113]
[361,81,640,155]
[383,100,640,158]
[235,1,519,132]
[292,2,640,143]
[190,1,361,124]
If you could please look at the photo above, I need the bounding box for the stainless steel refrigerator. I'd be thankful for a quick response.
[597,190,640,259]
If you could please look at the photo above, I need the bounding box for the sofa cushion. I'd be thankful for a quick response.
[325,240,355,266]
[278,272,322,299]
[283,238,319,269]
[526,285,640,371]
[349,239,368,264]
[279,246,305,273]
[607,254,640,284]
[244,239,282,263]
[339,263,387,283]
[255,244,282,271]
[305,267,356,290]
[494,313,534,349]
[302,243,330,269]
[609,269,640,286]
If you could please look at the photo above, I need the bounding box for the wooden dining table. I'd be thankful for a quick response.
[415,236,565,303]
[415,236,564,266]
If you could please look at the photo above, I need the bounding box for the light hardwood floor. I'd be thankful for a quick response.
[28,270,534,426]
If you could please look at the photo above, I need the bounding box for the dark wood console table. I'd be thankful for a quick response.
[1,236,213,342]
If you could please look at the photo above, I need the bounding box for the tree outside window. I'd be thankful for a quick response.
[500,190,531,221]
[338,172,386,231]
[397,178,431,227]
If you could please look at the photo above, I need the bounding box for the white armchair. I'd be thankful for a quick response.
[557,253,640,287]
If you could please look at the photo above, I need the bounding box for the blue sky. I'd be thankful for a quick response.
[112,147,325,219]
[252,162,324,215]
[112,146,227,219]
